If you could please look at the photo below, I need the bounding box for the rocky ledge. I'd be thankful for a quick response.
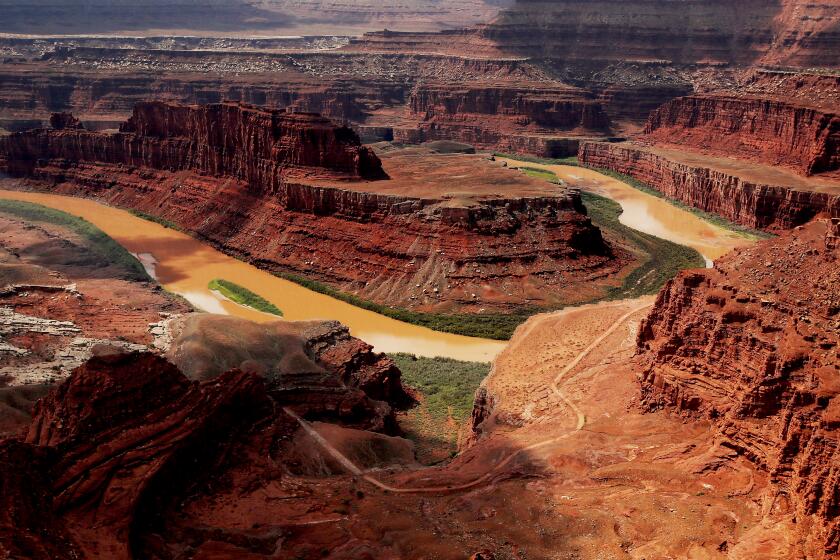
[579,141,840,230]
[645,94,840,177]
[636,219,839,557]
[0,101,388,189]
[0,106,623,313]
[1,314,412,559]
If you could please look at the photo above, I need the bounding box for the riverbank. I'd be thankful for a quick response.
[0,188,508,361]
[497,156,755,265]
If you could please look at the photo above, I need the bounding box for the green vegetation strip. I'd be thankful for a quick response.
[208,279,283,316]
[582,166,774,240]
[0,199,150,281]
[506,162,706,298]
[518,166,564,183]
[391,353,490,424]
[274,271,529,340]
[390,353,490,462]
[580,191,706,298]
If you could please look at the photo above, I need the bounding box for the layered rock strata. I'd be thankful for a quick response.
[1,101,387,187]
[0,106,621,313]
[645,94,840,177]
[1,319,411,559]
[579,141,840,230]
[349,0,840,68]
[637,220,840,557]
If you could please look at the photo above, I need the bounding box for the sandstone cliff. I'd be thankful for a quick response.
[0,106,623,314]
[645,94,840,177]
[637,220,840,557]
[1,320,411,559]
[350,0,840,68]
[16,352,273,560]
[579,141,840,230]
[1,101,387,188]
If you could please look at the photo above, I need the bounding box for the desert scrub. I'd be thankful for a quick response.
[208,279,283,316]
[582,166,773,240]
[518,166,563,183]
[0,199,150,281]
[580,191,706,297]
[390,353,490,463]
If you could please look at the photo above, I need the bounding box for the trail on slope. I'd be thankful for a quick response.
[286,300,653,494]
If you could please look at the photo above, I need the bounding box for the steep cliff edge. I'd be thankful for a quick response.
[1,312,412,559]
[645,94,840,177]
[0,107,625,315]
[579,141,840,230]
[637,219,840,557]
[1,101,387,188]
[349,0,840,68]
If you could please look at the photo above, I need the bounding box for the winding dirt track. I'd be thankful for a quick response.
[285,300,653,494]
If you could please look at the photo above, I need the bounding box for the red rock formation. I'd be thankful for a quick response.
[0,440,80,560]
[637,220,840,557]
[1,101,387,187]
[0,108,622,314]
[163,314,410,430]
[579,141,840,230]
[350,0,840,68]
[409,83,610,132]
[645,94,840,177]
[18,352,272,559]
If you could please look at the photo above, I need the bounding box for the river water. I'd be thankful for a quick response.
[0,171,753,360]
[498,159,754,266]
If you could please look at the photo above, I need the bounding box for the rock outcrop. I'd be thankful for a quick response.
[1,102,387,187]
[637,220,840,557]
[11,352,272,560]
[350,0,840,68]
[164,314,411,430]
[0,107,623,314]
[579,141,840,230]
[645,94,840,177]
[1,333,411,559]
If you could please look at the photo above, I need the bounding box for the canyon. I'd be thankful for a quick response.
[4,219,837,558]
[0,0,839,558]
[0,102,631,316]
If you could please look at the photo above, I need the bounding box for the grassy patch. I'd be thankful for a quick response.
[581,191,706,297]
[390,353,490,463]
[274,271,528,340]
[0,199,150,281]
[494,152,579,166]
[519,166,564,183]
[128,209,183,232]
[583,166,773,240]
[208,278,283,316]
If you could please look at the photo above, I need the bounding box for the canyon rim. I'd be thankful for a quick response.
[0,1,838,559]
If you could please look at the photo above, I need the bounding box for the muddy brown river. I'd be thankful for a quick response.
[0,170,754,360]
[499,159,755,266]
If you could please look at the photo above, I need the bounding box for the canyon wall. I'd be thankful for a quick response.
[579,141,840,230]
[1,101,387,188]
[0,106,621,314]
[646,95,840,176]
[350,0,840,68]
[408,84,610,131]
[2,333,410,559]
[637,219,840,557]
